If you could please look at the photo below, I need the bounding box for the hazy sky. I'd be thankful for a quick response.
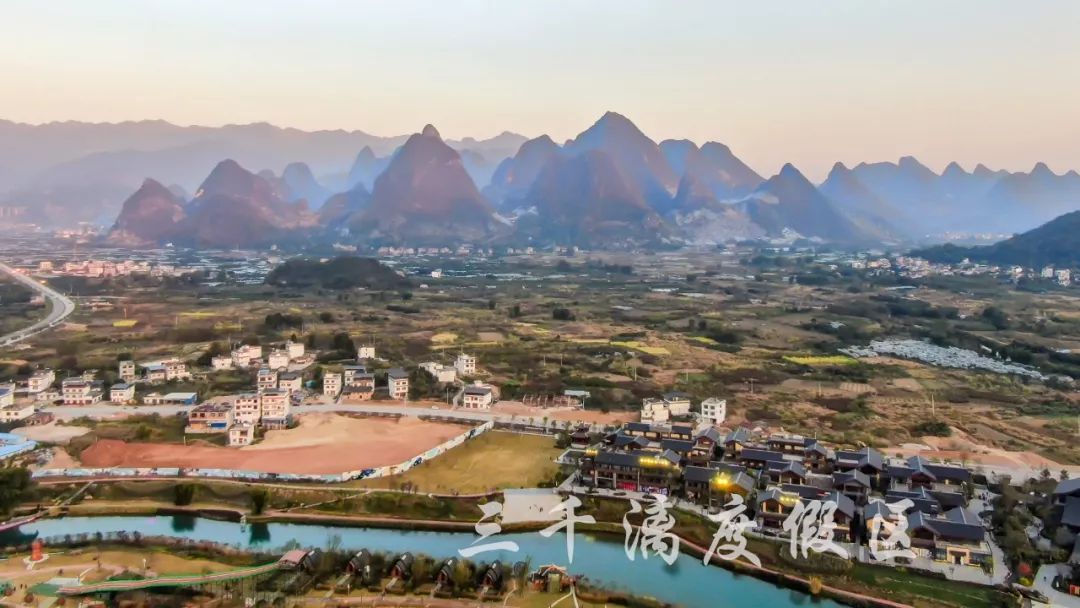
[3,0,1079,179]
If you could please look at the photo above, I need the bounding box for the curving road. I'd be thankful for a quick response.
[0,260,76,346]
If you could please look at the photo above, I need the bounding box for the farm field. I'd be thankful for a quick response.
[354,431,562,494]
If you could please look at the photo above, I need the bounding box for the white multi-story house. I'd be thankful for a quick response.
[662,392,692,417]
[231,345,263,368]
[27,369,55,394]
[278,372,302,394]
[1055,269,1071,286]
[259,389,290,429]
[420,362,457,383]
[163,359,190,381]
[110,383,136,404]
[322,372,342,398]
[118,360,137,383]
[229,424,255,447]
[0,403,34,423]
[1041,266,1055,279]
[700,398,727,425]
[357,345,376,360]
[285,341,305,360]
[460,382,495,409]
[267,350,290,371]
[640,398,670,423]
[455,353,476,376]
[62,378,101,405]
[0,384,14,408]
[387,368,409,400]
[186,403,234,433]
[232,393,262,424]
[211,355,233,371]
[257,368,278,391]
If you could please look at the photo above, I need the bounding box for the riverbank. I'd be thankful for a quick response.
[23,502,954,608]
[28,484,1010,608]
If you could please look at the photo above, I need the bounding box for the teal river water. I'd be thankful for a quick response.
[1,516,840,608]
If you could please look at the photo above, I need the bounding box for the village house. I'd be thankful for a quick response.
[640,398,670,423]
[142,392,198,406]
[109,382,136,404]
[835,447,887,488]
[387,368,409,400]
[721,427,753,459]
[229,423,255,447]
[699,398,727,425]
[454,353,476,376]
[322,372,342,398]
[682,464,755,509]
[267,349,290,371]
[343,365,368,386]
[581,449,682,495]
[27,369,55,394]
[231,393,261,424]
[0,384,13,408]
[186,403,234,433]
[61,378,102,405]
[341,366,375,401]
[284,341,305,360]
[907,508,991,566]
[0,402,35,424]
[420,361,457,383]
[118,360,137,383]
[143,364,167,384]
[257,368,278,391]
[211,355,233,371]
[662,392,692,417]
[259,389,290,429]
[460,382,495,409]
[756,486,857,542]
[231,344,263,368]
[357,345,376,360]
[159,359,190,381]
[690,427,722,464]
[278,372,303,394]
[887,455,971,502]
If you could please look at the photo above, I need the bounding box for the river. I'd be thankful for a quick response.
[1,515,840,608]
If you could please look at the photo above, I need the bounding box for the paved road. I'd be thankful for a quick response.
[43,400,613,433]
[0,260,76,346]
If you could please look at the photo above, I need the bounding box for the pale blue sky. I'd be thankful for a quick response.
[3,0,1079,178]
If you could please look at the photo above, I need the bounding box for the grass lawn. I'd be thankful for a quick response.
[354,431,562,494]
[845,563,1005,608]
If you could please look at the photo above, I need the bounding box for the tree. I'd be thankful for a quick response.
[173,483,196,506]
[331,333,357,359]
[552,308,575,321]
[0,467,34,517]
[250,489,270,515]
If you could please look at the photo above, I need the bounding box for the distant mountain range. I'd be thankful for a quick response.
[0,118,525,226]
[912,210,1080,268]
[11,112,1075,250]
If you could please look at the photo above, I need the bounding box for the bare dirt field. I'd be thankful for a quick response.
[14,421,91,444]
[78,413,470,475]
